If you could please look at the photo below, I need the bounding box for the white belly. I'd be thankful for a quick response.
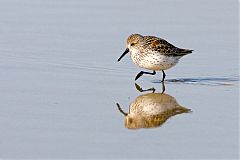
[130,51,181,71]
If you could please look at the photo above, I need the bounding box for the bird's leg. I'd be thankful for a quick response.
[135,83,155,93]
[161,70,166,82]
[135,70,156,81]
[161,81,165,94]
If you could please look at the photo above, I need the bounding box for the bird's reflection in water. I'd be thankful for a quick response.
[117,83,191,129]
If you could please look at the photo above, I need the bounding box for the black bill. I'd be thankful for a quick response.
[117,48,129,62]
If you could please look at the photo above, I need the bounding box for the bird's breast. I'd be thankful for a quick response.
[130,50,181,70]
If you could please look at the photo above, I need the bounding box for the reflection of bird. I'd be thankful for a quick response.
[117,92,191,129]
[118,34,193,81]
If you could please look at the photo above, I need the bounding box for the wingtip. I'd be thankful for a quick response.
[183,49,194,54]
[186,49,194,53]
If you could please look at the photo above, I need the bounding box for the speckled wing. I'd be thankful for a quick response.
[142,36,193,56]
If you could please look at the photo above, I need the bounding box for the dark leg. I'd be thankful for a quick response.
[161,81,165,94]
[161,70,166,82]
[135,70,156,81]
[135,83,155,93]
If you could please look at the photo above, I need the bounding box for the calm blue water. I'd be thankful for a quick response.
[0,0,238,159]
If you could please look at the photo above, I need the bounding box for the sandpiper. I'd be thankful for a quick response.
[117,34,193,81]
[117,92,191,129]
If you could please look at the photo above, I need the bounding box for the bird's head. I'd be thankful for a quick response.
[118,34,144,62]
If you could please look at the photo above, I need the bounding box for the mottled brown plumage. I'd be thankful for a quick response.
[117,92,191,129]
[118,34,193,81]
[143,36,193,56]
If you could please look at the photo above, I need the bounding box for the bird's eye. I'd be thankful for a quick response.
[130,43,134,46]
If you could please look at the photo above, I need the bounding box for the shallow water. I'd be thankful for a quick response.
[0,0,238,159]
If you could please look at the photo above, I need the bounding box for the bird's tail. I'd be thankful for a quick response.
[178,48,194,55]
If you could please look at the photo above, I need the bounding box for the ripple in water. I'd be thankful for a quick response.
[153,77,239,86]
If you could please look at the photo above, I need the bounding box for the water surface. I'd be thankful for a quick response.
[0,0,238,159]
